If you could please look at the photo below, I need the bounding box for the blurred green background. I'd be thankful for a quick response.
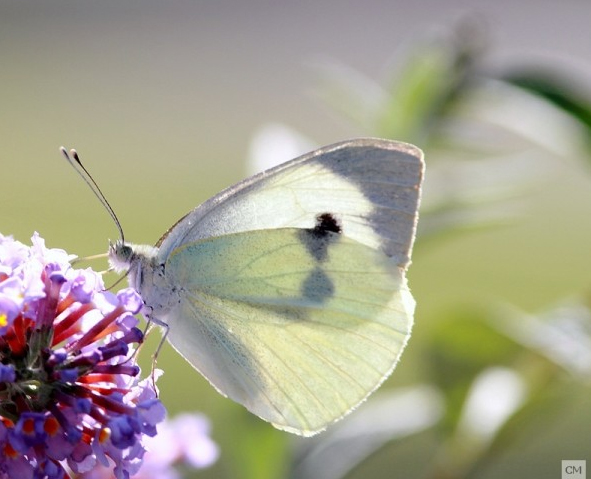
[2,1,591,478]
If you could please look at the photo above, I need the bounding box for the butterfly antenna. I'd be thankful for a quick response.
[60,147,125,243]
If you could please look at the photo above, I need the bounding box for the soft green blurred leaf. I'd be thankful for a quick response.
[503,70,591,148]
[422,367,527,479]
[376,22,482,144]
[490,303,591,377]
[467,380,591,479]
[424,308,523,434]
[447,78,588,158]
[482,378,567,461]
[416,196,524,247]
[290,387,443,479]
[419,301,591,479]
[221,409,290,479]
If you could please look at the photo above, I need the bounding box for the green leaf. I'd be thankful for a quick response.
[289,387,443,479]
[490,303,591,377]
[425,308,522,434]
[222,408,290,479]
[503,70,591,148]
[376,25,482,144]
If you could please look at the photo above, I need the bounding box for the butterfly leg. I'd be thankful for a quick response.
[143,314,170,394]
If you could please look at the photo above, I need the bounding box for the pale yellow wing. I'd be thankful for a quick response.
[161,227,414,436]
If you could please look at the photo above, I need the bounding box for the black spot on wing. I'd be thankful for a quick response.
[316,143,423,262]
[298,212,342,262]
[313,213,342,235]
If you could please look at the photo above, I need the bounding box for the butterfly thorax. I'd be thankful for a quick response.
[109,240,183,322]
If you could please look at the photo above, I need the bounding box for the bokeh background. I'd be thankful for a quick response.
[2,1,591,478]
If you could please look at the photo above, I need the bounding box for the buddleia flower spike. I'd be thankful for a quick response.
[0,232,166,479]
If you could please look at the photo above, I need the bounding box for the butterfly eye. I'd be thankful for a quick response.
[108,241,135,272]
[119,244,133,260]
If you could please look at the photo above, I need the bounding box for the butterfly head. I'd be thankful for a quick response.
[108,240,159,273]
[108,240,135,273]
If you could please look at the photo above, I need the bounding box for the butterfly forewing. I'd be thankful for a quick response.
[157,139,423,266]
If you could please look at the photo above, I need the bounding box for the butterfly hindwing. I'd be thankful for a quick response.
[161,227,414,435]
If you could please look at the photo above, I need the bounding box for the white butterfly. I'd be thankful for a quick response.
[104,138,424,436]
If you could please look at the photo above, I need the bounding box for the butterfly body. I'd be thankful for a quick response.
[109,138,424,436]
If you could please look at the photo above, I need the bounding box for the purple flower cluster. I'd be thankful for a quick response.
[0,233,166,479]
[81,412,220,479]
[139,413,219,478]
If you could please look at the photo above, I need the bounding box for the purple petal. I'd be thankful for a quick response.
[0,364,16,382]
[117,288,144,314]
